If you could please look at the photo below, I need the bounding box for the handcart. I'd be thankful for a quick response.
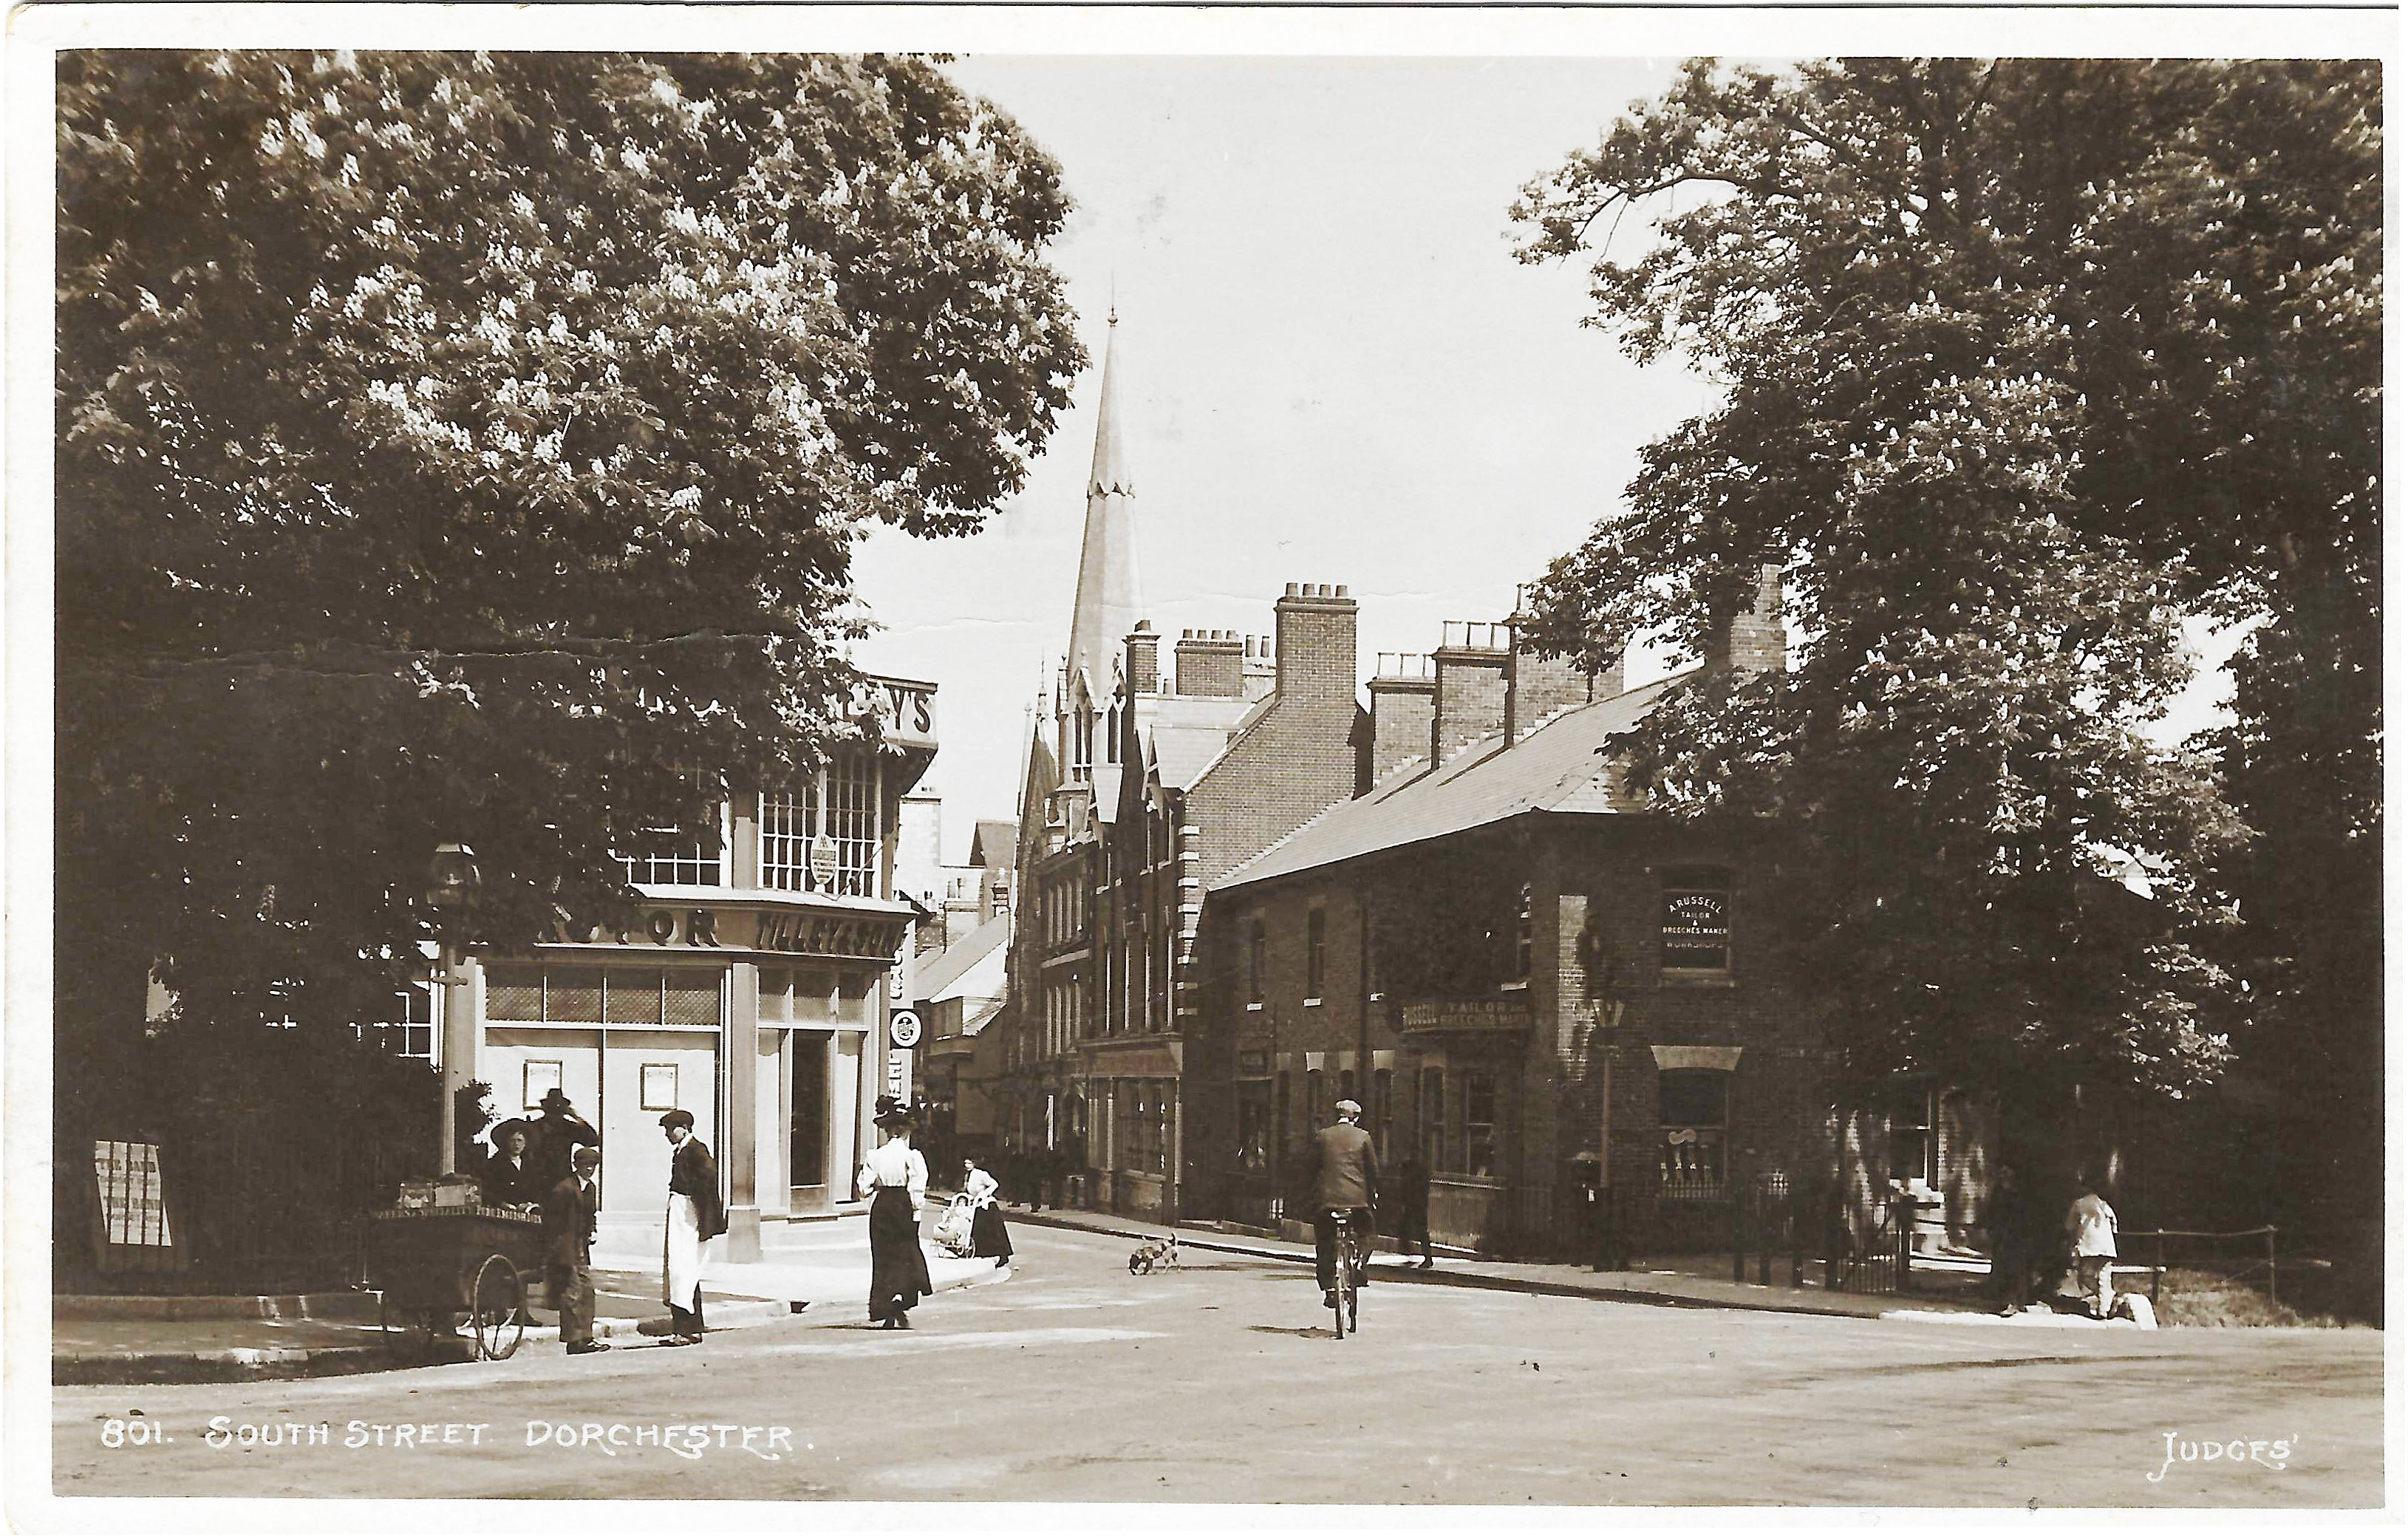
[364,1204,548,1360]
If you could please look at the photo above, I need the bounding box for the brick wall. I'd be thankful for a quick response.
[1175,630,1245,698]
[1184,585,1360,887]
[1365,675,1435,788]
[1432,644,1508,763]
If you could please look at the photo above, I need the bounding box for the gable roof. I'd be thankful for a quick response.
[1147,692,1268,792]
[1212,674,1684,893]
[969,819,1018,868]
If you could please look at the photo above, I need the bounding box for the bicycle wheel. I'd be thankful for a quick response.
[1331,1226,1355,1340]
[470,1255,526,1361]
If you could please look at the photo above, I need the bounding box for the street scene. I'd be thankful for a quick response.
[29,7,2387,1526]
[50,1217,2384,1505]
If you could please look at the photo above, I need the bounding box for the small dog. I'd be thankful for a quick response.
[1128,1234,1181,1275]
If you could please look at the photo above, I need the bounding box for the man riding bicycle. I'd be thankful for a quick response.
[1309,1098,1380,1309]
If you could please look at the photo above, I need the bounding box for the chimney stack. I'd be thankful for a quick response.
[1364,653,1436,792]
[1430,620,1511,764]
[1703,563,1787,678]
[1175,627,1245,698]
[1125,621,1159,696]
[1241,633,1278,701]
[1273,583,1358,703]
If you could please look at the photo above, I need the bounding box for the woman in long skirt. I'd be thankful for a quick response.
[859,1097,932,1328]
[961,1153,1014,1267]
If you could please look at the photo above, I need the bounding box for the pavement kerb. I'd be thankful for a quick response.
[53,1296,795,1386]
[1002,1207,1969,1321]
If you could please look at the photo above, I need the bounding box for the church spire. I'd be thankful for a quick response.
[1064,310,1142,723]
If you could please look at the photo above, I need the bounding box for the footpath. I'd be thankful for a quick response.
[54,1214,1012,1386]
[995,1200,2151,1330]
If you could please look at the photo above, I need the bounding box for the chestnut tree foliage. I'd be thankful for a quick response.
[1512,61,2378,1105]
[58,52,1083,1049]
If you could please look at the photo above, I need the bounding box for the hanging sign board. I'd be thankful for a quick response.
[888,1009,923,1049]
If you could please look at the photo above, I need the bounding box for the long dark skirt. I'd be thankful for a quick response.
[867,1187,932,1321]
[970,1204,1014,1261]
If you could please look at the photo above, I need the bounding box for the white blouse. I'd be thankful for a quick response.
[859,1139,928,1211]
[962,1167,1000,1207]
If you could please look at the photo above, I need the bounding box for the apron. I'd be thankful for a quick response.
[664,1190,708,1309]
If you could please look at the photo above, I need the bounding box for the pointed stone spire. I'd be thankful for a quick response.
[1065,310,1142,720]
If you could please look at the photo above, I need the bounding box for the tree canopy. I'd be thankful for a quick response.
[1511,60,2378,1103]
[57,51,1084,1041]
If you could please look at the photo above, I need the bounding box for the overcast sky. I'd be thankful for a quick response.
[850,55,1730,856]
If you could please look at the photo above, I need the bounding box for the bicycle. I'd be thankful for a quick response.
[1327,1207,1366,1339]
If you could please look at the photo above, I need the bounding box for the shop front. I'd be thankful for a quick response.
[472,896,915,1257]
[1082,1040,1181,1221]
[456,676,940,1261]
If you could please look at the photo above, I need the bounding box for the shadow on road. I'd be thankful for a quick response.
[1245,1323,1334,1340]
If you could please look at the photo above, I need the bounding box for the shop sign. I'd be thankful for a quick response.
[851,677,937,749]
[752,912,907,960]
[1399,998,1532,1036]
[885,1048,912,1099]
[888,1008,923,1049]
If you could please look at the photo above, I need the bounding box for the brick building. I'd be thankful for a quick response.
[996,317,1363,1221]
[1197,580,1990,1258]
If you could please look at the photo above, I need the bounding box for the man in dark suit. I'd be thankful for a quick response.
[544,1145,609,1354]
[527,1088,601,1198]
[1310,1099,1380,1307]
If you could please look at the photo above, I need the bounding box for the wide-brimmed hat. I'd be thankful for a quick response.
[538,1088,576,1111]
[488,1117,529,1145]
[873,1093,914,1129]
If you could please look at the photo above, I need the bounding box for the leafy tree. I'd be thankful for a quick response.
[1509,60,2376,1119]
[57,53,1082,1078]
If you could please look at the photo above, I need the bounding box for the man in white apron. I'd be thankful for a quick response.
[658,1109,726,1346]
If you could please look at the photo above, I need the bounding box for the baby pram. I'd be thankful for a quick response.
[932,1193,978,1258]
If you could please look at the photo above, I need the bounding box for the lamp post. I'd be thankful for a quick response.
[425,842,482,1175]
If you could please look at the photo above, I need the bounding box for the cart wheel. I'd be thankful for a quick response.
[471,1255,526,1361]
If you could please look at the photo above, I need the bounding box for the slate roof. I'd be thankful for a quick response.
[969,819,1017,868]
[1147,692,1269,791]
[915,910,1011,1001]
[1212,674,1685,893]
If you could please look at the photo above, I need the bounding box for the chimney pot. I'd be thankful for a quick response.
[1285,582,1300,598]
[1336,585,1348,598]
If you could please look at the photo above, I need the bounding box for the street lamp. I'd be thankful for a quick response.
[425,842,482,1175]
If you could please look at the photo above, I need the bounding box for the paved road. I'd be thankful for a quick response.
[50,1221,2379,1507]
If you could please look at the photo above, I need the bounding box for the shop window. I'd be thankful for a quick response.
[485,968,545,1022]
[549,970,603,1023]
[1464,1070,1498,1179]
[1307,908,1327,999]
[1659,1069,1729,1196]
[604,972,661,1026]
[1660,866,1732,972]
[1248,920,1266,1005]
[663,971,720,1026]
